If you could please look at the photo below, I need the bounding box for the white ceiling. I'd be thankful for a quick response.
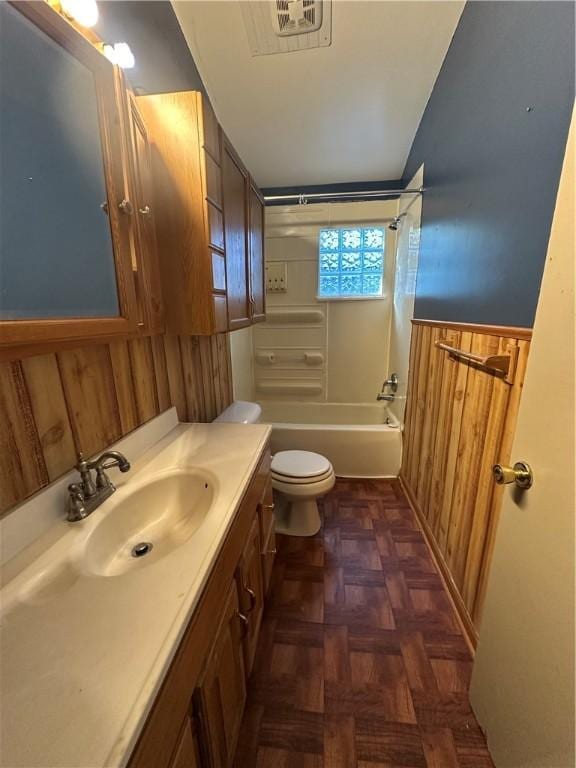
[173,1,464,188]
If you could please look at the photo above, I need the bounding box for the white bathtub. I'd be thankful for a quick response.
[258,401,402,478]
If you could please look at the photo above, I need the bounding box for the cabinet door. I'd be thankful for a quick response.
[194,580,246,768]
[222,140,250,330]
[258,482,276,595]
[169,718,202,768]
[248,183,266,323]
[0,1,137,348]
[235,514,265,677]
[125,93,164,334]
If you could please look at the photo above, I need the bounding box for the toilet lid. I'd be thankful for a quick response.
[271,450,332,479]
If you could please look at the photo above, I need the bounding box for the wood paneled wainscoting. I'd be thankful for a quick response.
[0,334,232,516]
[400,320,531,646]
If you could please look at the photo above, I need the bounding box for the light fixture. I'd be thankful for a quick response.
[103,42,135,69]
[60,0,99,28]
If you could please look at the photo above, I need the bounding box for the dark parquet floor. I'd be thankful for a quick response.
[234,478,494,768]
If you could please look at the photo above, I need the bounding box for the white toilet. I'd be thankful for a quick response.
[271,450,335,536]
[214,401,335,537]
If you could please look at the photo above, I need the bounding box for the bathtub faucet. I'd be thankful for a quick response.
[377,372,398,401]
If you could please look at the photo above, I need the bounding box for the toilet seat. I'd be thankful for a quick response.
[271,450,332,481]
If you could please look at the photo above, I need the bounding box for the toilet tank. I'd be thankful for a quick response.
[214,400,262,424]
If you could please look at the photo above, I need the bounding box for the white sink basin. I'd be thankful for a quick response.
[80,469,215,577]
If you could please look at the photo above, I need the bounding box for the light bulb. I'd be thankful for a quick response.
[102,42,135,69]
[60,0,99,28]
[113,42,135,69]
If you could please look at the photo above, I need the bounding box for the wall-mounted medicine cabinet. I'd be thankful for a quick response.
[0,1,162,352]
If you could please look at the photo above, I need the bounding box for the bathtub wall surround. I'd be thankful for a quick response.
[0,334,233,516]
[256,200,399,403]
[387,165,424,424]
[400,321,531,646]
[402,1,575,327]
[230,326,255,401]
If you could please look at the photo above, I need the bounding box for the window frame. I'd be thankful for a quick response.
[316,223,387,302]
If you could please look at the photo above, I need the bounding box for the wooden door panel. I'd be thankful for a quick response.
[194,579,246,768]
[249,184,266,322]
[223,142,250,330]
[169,719,201,768]
[235,514,264,677]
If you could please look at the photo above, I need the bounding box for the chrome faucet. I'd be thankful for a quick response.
[67,451,131,522]
[377,372,399,402]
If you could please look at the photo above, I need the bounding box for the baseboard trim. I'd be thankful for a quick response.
[412,318,532,341]
[399,473,479,654]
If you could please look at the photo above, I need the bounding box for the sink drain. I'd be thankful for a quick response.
[131,541,153,558]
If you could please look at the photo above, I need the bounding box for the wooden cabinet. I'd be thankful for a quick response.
[0,1,138,349]
[194,580,247,767]
[129,446,272,768]
[136,92,221,336]
[248,183,266,323]
[169,719,202,768]
[235,515,265,676]
[121,90,164,335]
[222,138,251,331]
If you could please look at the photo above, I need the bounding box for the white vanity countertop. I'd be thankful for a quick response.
[0,418,271,768]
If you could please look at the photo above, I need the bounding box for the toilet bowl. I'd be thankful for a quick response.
[214,402,335,537]
[271,450,335,537]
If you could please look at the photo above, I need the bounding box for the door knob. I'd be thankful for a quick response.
[118,198,134,215]
[492,461,533,489]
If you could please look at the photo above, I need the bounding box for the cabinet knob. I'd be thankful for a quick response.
[138,205,151,216]
[118,198,134,215]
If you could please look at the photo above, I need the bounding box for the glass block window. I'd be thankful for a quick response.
[318,227,385,298]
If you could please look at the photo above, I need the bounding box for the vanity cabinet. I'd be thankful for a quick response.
[0,1,138,349]
[169,719,202,768]
[194,580,247,767]
[129,446,274,768]
[235,515,265,676]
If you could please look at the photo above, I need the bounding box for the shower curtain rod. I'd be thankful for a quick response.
[263,187,424,204]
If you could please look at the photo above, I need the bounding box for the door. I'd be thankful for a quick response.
[470,112,575,767]
[194,579,246,768]
[248,183,266,323]
[222,140,250,330]
[235,514,264,677]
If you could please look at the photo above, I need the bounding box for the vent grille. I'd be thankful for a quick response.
[272,0,323,37]
[241,0,332,56]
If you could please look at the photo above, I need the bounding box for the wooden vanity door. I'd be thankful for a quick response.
[236,514,265,677]
[194,580,246,768]
[169,719,202,768]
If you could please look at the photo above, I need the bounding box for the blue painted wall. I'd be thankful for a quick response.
[96,2,205,95]
[403,1,574,328]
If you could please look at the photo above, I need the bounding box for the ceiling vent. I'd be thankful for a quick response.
[271,0,322,37]
[241,0,331,56]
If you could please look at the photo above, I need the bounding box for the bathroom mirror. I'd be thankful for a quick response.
[0,1,137,346]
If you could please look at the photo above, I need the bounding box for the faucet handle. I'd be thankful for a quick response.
[67,483,87,522]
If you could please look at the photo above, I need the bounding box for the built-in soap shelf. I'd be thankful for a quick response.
[264,308,324,325]
[256,381,323,395]
[256,349,324,367]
